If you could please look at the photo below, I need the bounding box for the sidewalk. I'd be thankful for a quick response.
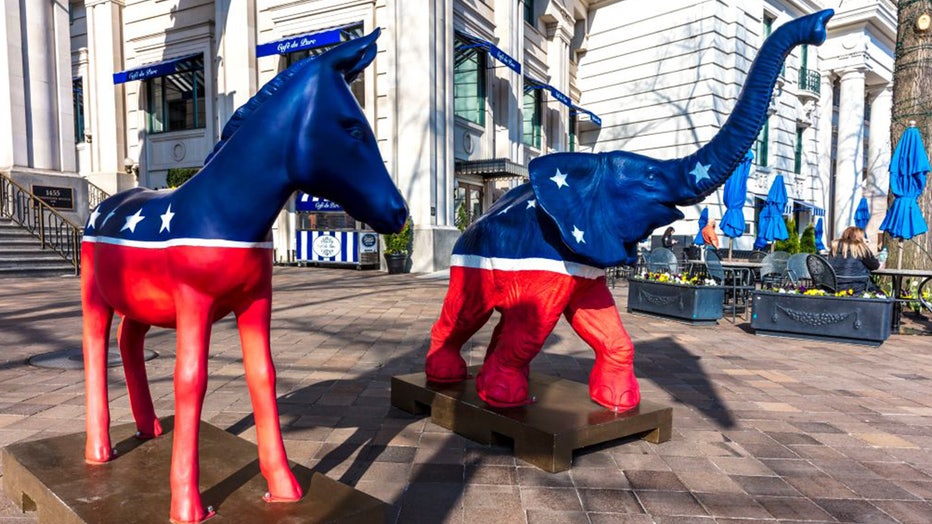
[0,267,930,523]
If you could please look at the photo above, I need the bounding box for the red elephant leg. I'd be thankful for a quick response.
[235,294,302,503]
[475,270,574,407]
[169,293,215,524]
[81,248,116,464]
[117,317,162,439]
[564,279,640,412]
[426,266,495,382]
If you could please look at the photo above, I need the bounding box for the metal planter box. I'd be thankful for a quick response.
[751,291,894,346]
[627,280,725,324]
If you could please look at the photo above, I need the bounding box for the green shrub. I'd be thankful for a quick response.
[383,218,413,255]
[167,167,199,188]
[800,224,816,254]
[774,217,800,254]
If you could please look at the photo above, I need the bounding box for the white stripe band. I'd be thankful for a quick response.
[450,254,604,279]
[82,236,273,250]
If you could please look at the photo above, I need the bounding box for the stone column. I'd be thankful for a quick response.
[544,22,571,152]
[493,0,523,162]
[866,84,892,243]
[817,71,834,237]
[215,0,256,138]
[393,0,457,272]
[84,0,127,194]
[832,68,866,238]
[0,0,14,172]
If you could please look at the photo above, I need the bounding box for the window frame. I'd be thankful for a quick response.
[144,55,206,134]
[453,35,488,126]
[522,84,542,149]
[73,77,85,144]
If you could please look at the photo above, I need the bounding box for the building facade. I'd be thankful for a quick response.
[2,0,897,271]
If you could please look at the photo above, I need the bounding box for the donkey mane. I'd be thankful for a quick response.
[204,55,320,165]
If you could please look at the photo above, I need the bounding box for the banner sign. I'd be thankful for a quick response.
[296,193,344,212]
[256,27,343,58]
[113,53,201,84]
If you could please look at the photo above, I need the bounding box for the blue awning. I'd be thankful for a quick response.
[571,106,602,127]
[113,53,202,84]
[794,201,825,217]
[256,24,358,58]
[296,193,344,212]
[455,31,521,74]
[525,76,573,108]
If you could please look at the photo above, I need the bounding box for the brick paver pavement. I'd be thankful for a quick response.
[0,267,930,523]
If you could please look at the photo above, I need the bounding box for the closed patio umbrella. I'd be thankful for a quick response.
[880,125,931,267]
[815,217,826,252]
[694,207,708,246]
[756,175,789,252]
[854,197,870,229]
[720,151,753,259]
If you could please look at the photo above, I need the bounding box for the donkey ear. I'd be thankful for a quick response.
[325,28,380,83]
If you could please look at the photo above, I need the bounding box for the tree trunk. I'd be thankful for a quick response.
[887,3,932,268]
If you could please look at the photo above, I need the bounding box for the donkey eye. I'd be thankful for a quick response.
[348,127,364,140]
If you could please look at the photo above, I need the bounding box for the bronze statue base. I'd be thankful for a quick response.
[391,367,672,472]
[1,416,385,523]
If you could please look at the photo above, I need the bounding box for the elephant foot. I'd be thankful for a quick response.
[589,361,640,412]
[425,350,468,383]
[170,491,215,524]
[476,363,535,408]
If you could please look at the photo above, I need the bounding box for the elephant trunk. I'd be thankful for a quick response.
[667,9,834,205]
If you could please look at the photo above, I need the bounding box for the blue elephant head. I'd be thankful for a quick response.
[530,9,833,267]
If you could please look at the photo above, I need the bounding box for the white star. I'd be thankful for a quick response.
[87,207,101,230]
[100,210,116,228]
[120,209,146,233]
[550,169,569,188]
[526,199,537,209]
[689,162,712,185]
[159,204,175,233]
[571,225,586,244]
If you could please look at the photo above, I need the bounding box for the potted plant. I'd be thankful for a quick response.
[383,218,412,274]
[627,271,725,324]
[751,287,894,346]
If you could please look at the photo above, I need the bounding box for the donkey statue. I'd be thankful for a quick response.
[81,30,407,523]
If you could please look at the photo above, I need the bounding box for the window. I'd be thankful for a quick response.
[145,55,205,133]
[569,111,577,152]
[522,84,542,148]
[73,78,85,144]
[285,24,366,106]
[755,117,769,167]
[524,1,534,25]
[794,127,804,174]
[454,35,487,125]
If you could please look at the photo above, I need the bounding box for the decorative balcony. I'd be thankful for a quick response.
[797,68,821,102]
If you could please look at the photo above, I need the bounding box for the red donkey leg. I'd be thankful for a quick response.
[117,317,162,439]
[81,249,116,463]
[425,266,495,382]
[564,279,640,412]
[236,294,301,503]
[169,292,215,524]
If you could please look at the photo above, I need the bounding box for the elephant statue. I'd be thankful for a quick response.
[426,9,834,411]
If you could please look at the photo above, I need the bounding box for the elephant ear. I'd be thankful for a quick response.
[529,153,629,267]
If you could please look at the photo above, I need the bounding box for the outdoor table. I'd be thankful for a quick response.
[721,260,762,286]
[871,267,932,330]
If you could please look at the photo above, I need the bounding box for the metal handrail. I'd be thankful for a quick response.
[86,179,111,210]
[798,68,821,95]
[0,173,83,274]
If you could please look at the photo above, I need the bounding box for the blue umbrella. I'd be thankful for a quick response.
[720,152,753,258]
[854,197,870,229]
[755,175,789,251]
[880,126,930,267]
[814,217,826,252]
[694,207,709,246]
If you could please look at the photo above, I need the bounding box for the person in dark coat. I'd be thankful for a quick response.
[828,226,880,293]
[661,227,677,248]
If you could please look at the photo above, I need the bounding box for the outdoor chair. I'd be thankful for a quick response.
[806,254,837,293]
[705,247,754,322]
[784,253,811,288]
[760,251,790,289]
[748,251,767,262]
[646,247,678,274]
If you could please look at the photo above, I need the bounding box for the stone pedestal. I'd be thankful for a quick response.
[1,417,385,523]
[391,368,672,473]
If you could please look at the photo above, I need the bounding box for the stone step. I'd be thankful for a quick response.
[0,219,78,277]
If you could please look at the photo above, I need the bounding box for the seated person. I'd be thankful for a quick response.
[828,226,880,293]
